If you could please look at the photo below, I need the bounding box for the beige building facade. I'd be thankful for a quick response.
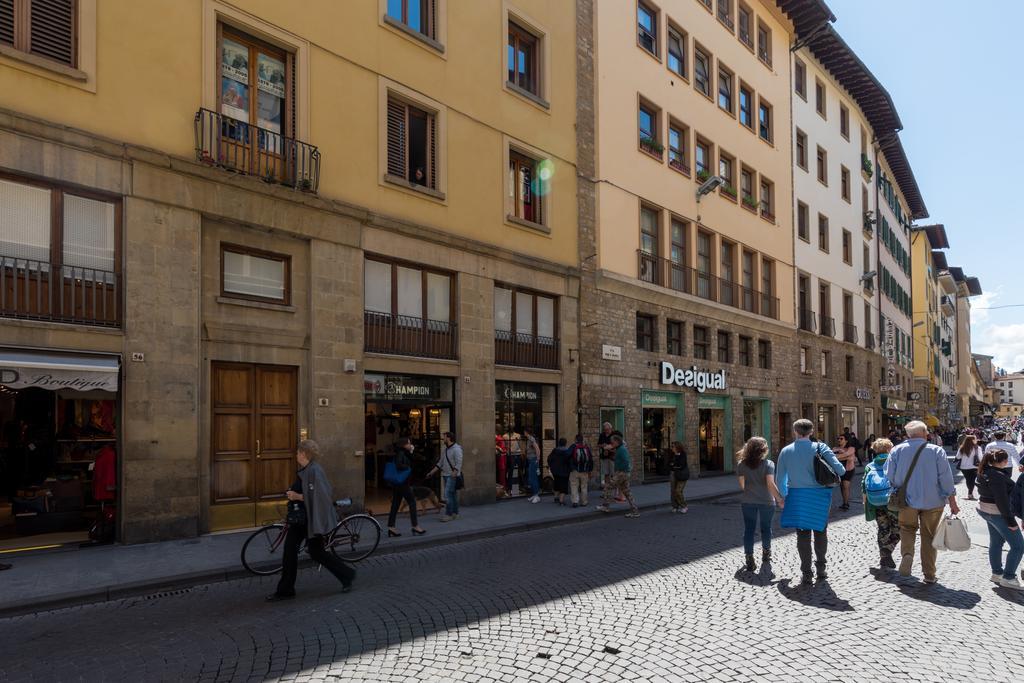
[0,0,580,548]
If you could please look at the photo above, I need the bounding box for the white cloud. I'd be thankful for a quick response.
[971,289,999,328]
[973,322,1024,372]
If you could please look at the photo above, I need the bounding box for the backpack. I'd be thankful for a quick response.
[571,444,594,473]
[812,443,841,488]
[863,462,893,507]
[1011,476,1024,521]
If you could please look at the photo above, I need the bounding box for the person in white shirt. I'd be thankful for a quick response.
[957,434,983,500]
[984,431,1020,472]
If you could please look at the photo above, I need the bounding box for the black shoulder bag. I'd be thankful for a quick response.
[888,442,927,512]
[812,443,841,488]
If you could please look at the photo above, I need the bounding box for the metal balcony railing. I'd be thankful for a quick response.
[819,316,836,338]
[495,331,559,370]
[843,322,858,344]
[798,308,816,333]
[364,311,457,360]
[194,108,320,192]
[0,256,120,327]
[637,250,780,320]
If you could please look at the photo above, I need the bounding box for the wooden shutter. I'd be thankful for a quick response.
[0,0,14,45]
[386,98,407,179]
[428,112,436,189]
[29,0,75,66]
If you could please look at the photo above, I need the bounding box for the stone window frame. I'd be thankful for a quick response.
[0,0,96,91]
[219,242,292,306]
[503,5,550,110]
[378,78,448,202]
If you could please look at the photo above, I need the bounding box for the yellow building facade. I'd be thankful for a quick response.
[0,0,580,546]
[910,224,949,422]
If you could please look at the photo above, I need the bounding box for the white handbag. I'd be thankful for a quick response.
[932,515,972,552]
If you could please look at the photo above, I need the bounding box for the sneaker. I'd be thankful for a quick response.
[624,511,640,518]
[898,554,913,577]
[680,507,689,514]
[530,495,540,504]
[596,505,610,513]
[923,576,938,585]
[999,576,1024,591]
[451,513,459,519]
[439,515,452,523]
[991,573,1003,584]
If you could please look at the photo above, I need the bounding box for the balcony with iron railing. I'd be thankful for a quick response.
[798,308,816,333]
[637,251,780,320]
[843,322,858,344]
[364,310,457,360]
[495,330,559,370]
[819,315,836,338]
[0,257,120,328]
[194,108,321,192]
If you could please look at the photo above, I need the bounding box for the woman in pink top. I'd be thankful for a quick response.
[833,434,858,511]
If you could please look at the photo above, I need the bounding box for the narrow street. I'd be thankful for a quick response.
[2,488,1020,682]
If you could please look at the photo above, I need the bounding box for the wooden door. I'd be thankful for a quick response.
[211,362,297,531]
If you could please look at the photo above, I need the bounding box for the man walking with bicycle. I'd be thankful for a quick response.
[266,439,355,601]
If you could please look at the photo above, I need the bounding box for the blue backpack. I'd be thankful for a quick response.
[864,462,892,507]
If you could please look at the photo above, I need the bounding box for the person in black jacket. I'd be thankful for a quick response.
[548,438,572,506]
[669,441,690,514]
[976,448,1024,591]
[387,438,426,538]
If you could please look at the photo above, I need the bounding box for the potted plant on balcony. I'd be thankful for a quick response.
[299,177,314,192]
[696,169,711,183]
[640,135,664,156]
[741,194,758,211]
[720,183,737,199]
[861,153,873,179]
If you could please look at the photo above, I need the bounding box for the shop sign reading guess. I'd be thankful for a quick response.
[659,362,727,393]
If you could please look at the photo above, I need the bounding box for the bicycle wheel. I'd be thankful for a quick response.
[241,523,287,575]
[328,514,382,562]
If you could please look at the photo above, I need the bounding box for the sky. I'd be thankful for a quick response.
[831,0,1024,372]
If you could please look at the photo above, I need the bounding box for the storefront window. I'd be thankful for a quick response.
[495,382,557,498]
[641,391,684,481]
[363,373,454,514]
[698,396,731,473]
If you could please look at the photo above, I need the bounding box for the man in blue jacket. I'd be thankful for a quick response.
[776,419,846,585]
[885,420,959,583]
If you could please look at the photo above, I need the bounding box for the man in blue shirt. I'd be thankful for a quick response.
[776,419,846,585]
[885,420,959,583]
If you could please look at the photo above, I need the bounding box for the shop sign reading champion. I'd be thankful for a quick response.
[659,362,726,393]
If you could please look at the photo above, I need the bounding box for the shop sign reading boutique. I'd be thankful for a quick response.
[659,362,727,393]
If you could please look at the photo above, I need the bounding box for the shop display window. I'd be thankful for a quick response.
[495,382,557,498]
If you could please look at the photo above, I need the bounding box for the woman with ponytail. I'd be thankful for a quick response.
[957,434,983,500]
[736,437,784,573]
[976,448,1024,591]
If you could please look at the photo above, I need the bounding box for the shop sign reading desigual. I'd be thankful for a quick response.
[659,362,726,393]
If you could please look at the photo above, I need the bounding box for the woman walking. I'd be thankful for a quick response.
[266,440,354,601]
[387,438,426,538]
[833,434,857,511]
[957,434,982,500]
[736,437,784,572]
[669,442,690,514]
[861,438,900,570]
[548,438,572,506]
[976,448,1024,591]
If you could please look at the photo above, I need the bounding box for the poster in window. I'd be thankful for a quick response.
[221,38,249,83]
[221,77,249,121]
[257,90,282,133]
[257,53,286,99]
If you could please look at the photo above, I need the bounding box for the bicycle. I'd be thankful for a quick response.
[240,498,382,576]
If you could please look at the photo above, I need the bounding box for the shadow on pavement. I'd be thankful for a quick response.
[776,578,854,611]
[894,579,980,609]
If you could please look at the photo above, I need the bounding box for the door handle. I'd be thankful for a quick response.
[256,439,261,457]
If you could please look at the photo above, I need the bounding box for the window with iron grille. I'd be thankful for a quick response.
[737,3,752,47]
[756,20,770,66]
[1,0,76,66]
[668,121,689,173]
[717,330,731,363]
[386,0,436,39]
[507,20,540,96]
[636,313,656,352]
[387,95,437,189]
[693,325,709,360]
[667,320,684,356]
[758,340,771,369]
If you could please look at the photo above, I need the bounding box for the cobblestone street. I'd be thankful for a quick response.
[2,487,1022,682]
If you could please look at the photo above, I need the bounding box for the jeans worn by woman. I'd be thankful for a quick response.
[741,503,775,555]
[527,458,540,495]
[979,511,1024,580]
[443,475,459,516]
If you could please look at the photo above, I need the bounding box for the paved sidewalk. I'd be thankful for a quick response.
[0,475,740,616]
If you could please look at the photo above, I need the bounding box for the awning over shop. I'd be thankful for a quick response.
[0,350,119,392]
